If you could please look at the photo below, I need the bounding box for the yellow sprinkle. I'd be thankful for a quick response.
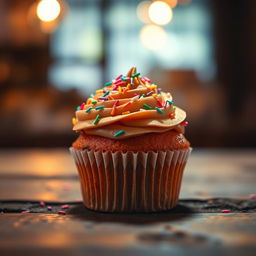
[126,84,131,89]
[150,85,157,89]
[122,111,130,115]
[152,93,157,97]
[96,89,103,94]
[72,118,77,125]
[118,86,122,93]
[87,98,92,104]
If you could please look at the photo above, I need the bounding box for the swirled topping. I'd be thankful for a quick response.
[72,67,187,139]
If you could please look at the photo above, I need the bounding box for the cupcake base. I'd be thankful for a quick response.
[70,147,191,212]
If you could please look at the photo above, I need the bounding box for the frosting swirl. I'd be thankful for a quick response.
[72,67,186,139]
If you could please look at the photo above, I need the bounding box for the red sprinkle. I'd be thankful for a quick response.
[80,103,85,110]
[156,99,163,107]
[221,209,231,213]
[61,204,70,209]
[123,101,132,109]
[47,206,52,210]
[39,201,46,207]
[144,77,151,83]
[115,74,122,81]
[180,121,188,126]
[22,210,30,213]
[249,194,256,199]
[58,211,66,215]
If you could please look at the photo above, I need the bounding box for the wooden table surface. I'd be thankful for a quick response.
[0,148,255,256]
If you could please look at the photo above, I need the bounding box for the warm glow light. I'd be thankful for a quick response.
[140,25,167,50]
[36,0,61,22]
[136,1,151,24]
[149,1,173,25]
[159,0,178,8]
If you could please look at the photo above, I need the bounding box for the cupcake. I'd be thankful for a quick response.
[70,67,191,212]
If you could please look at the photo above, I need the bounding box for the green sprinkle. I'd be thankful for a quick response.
[131,72,140,78]
[76,106,80,111]
[90,93,94,98]
[104,82,112,86]
[155,107,164,114]
[85,107,93,113]
[103,91,110,97]
[121,77,127,81]
[141,94,146,97]
[93,114,100,125]
[143,104,152,110]
[114,130,125,137]
[95,105,105,110]
[92,100,97,104]
[167,100,173,105]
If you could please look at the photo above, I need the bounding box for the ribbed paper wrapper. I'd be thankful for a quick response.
[70,147,191,212]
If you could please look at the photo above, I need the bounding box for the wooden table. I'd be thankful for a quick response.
[0,149,255,256]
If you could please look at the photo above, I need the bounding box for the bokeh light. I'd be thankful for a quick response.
[36,0,61,22]
[148,1,173,25]
[155,0,178,8]
[136,1,151,24]
[140,25,167,50]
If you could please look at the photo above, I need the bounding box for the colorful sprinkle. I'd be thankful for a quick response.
[76,106,80,111]
[103,91,110,97]
[143,104,152,110]
[80,103,85,110]
[157,88,162,93]
[98,97,108,101]
[118,86,122,93]
[47,206,52,210]
[61,204,70,209]
[122,111,130,115]
[132,95,140,100]
[95,105,105,110]
[146,90,154,96]
[93,114,100,125]
[152,93,158,97]
[221,209,231,213]
[90,93,94,98]
[131,72,140,78]
[104,82,112,86]
[249,194,256,199]
[144,77,151,83]
[111,105,116,116]
[22,210,30,213]
[91,100,97,104]
[115,74,122,80]
[156,99,163,107]
[72,118,77,125]
[180,121,188,126]
[155,107,164,114]
[169,113,175,119]
[96,89,103,94]
[39,201,46,207]
[108,95,114,100]
[114,130,125,137]
[112,84,118,91]
[121,77,127,81]
[123,101,132,109]
[58,211,66,215]
[85,107,93,113]
[140,94,146,98]
[167,100,173,105]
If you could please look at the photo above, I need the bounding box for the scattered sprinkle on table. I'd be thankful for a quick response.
[143,104,152,110]
[39,201,46,207]
[85,107,93,113]
[61,204,70,209]
[155,107,164,114]
[93,114,101,125]
[58,211,66,215]
[114,130,125,137]
[95,105,105,110]
[221,209,231,213]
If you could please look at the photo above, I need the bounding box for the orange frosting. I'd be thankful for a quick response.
[73,67,187,139]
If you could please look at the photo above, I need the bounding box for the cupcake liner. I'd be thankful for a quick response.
[70,147,192,212]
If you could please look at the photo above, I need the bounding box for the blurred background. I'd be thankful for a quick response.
[0,0,255,148]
